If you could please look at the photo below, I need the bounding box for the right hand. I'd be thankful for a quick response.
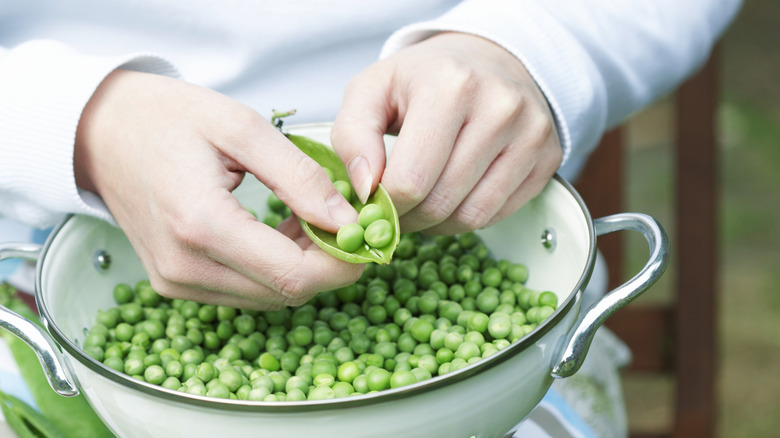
[74,70,361,310]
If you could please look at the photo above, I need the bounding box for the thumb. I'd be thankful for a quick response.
[331,67,393,204]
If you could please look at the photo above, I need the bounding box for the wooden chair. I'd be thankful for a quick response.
[574,47,720,438]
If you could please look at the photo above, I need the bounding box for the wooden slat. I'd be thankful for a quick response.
[631,433,671,438]
[575,47,720,438]
[574,127,625,290]
[672,47,720,438]
[606,306,675,372]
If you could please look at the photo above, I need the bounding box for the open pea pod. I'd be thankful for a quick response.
[285,133,400,264]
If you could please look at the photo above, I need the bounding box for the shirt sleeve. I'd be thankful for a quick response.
[0,40,179,228]
[379,0,743,179]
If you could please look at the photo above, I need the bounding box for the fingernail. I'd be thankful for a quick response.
[348,155,372,204]
[326,192,358,226]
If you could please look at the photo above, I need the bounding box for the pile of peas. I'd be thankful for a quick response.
[82,232,558,402]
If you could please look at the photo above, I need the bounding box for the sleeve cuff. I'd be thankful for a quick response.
[0,40,179,227]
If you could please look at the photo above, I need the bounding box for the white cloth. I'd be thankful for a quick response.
[0,0,741,227]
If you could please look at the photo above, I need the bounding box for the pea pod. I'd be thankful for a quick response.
[0,285,114,438]
[0,390,66,438]
[285,133,400,264]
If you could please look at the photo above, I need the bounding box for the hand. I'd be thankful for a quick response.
[332,32,562,235]
[74,70,361,310]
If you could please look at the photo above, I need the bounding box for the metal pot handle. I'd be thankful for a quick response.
[551,213,670,378]
[0,242,80,396]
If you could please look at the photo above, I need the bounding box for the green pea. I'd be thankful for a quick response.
[233,314,257,336]
[488,314,512,339]
[364,219,394,248]
[410,319,434,343]
[258,352,281,372]
[248,387,271,401]
[285,375,309,395]
[481,267,503,288]
[266,192,287,213]
[337,361,360,383]
[366,368,391,391]
[144,365,166,385]
[333,180,353,202]
[337,223,365,253]
[536,305,556,322]
[103,356,124,372]
[137,284,161,307]
[506,263,529,283]
[443,332,464,352]
[161,376,182,391]
[141,320,165,340]
[96,308,121,328]
[119,303,143,324]
[124,357,144,376]
[113,283,134,304]
[389,370,417,388]
[114,323,134,342]
[219,368,244,392]
[308,386,336,400]
[467,312,489,333]
[476,289,500,313]
[538,291,558,308]
[197,305,217,323]
[358,204,385,228]
[206,382,231,399]
[417,291,439,315]
[218,344,242,361]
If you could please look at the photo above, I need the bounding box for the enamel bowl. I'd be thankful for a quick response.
[0,123,668,438]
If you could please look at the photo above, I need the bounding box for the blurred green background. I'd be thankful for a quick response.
[618,1,780,436]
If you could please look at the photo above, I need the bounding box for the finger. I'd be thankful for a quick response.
[394,120,507,232]
[381,92,466,217]
[200,196,364,303]
[226,120,357,234]
[331,66,393,204]
[131,230,290,310]
[424,135,561,235]
[420,147,533,235]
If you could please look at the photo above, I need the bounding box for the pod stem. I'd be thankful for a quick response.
[271,109,297,130]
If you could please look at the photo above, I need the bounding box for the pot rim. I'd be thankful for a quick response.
[35,174,596,412]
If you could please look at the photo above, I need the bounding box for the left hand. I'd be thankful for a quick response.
[331,32,562,235]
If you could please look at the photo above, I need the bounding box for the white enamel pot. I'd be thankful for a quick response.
[0,123,669,438]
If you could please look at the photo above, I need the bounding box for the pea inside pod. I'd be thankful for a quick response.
[284,133,400,265]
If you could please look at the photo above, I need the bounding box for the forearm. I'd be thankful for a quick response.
[0,40,178,227]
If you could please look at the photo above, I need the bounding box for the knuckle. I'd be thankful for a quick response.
[415,189,459,224]
[170,215,211,251]
[218,106,262,146]
[148,259,190,297]
[292,153,327,188]
[454,202,495,231]
[490,88,526,120]
[283,293,314,308]
[438,59,474,87]
[527,107,555,143]
[387,168,431,208]
[421,60,476,107]
[268,262,308,301]
[273,153,327,209]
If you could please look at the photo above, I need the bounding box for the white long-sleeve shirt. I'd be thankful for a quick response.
[1,0,741,229]
[0,2,744,435]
